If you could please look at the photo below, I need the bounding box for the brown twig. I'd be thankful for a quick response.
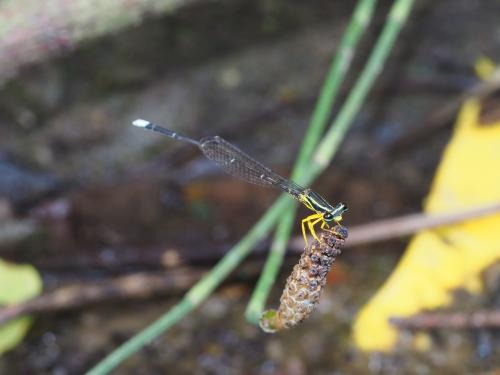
[0,269,203,326]
[390,310,500,330]
[289,202,500,250]
[3,203,499,326]
[19,202,500,273]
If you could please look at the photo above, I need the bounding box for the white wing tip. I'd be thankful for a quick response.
[132,119,151,128]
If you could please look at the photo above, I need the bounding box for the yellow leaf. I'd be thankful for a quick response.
[352,96,500,352]
[474,56,497,80]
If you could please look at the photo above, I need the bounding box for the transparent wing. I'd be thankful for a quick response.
[199,136,305,199]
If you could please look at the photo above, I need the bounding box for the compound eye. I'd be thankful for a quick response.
[323,212,334,221]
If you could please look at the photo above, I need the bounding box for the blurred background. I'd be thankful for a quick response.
[0,0,500,374]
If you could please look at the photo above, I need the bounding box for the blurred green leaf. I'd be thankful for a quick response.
[0,259,42,355]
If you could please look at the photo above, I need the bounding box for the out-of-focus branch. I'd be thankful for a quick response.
[289,202,500,250]
[345,202,500,247]
[390,310,500,330]
[0,0,196,84]
[20,203,500,272]
[6,203,498,328]
[0,269,203,326]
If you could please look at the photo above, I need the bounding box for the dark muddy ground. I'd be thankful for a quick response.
[1,0,500,374]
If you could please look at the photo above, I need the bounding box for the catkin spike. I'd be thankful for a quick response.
[260,225,348,333]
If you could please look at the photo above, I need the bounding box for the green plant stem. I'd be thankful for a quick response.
[86,195,291,375]
[312,0,414,172]
[86,1,415,373]
[244,0,378,324]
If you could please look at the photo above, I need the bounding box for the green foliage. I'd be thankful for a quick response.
[0,259,42,355]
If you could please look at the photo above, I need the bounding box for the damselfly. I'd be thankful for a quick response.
[132,119,347,244]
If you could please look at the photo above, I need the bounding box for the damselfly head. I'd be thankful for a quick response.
[324,203,348,222]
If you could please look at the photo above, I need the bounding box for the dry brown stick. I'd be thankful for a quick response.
[3,203,498,326]
[0,0,198,84]
[390,310,500,330]
[11,202,500,274]
[289,202,500,250]
[345,202,500,247]
[0,268,203,326]
[24,202,500,272]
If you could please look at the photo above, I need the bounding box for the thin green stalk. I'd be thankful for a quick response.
[312,0,414,171]
[86,195,291,375]
[87,1,414,373]
[245,0,378,324]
